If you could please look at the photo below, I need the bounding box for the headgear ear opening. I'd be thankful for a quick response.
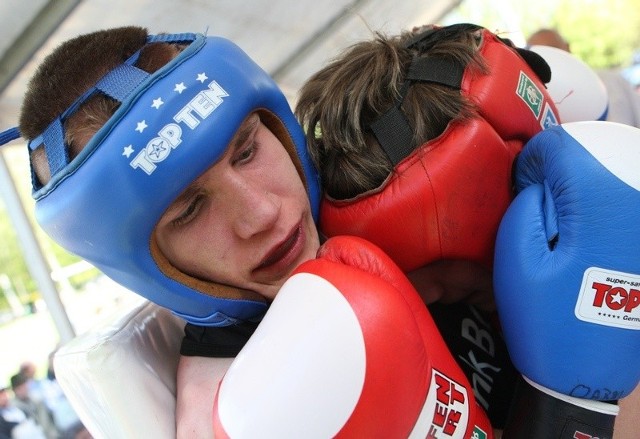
[26,33,320,326]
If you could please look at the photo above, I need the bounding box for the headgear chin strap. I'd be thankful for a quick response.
[1,33,321,326]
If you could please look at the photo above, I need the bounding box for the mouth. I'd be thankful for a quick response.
[254,224,304,275]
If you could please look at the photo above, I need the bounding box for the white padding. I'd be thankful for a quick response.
[523,375,619,416]
[218,273,366,438]
[54,298,185,439]
[530,45,609,123]
[563,121,640,191]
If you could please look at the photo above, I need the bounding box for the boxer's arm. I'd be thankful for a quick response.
[176,321,258,438]
[614,382,640,439]
[406,259,495,311]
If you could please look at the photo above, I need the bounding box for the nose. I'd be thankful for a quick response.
[227,178,281,239]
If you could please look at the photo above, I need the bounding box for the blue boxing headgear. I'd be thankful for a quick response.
[4,31,320,326]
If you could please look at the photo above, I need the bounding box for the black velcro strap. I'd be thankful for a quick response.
[406,56,464,89]
[370,56,463,166]
[370,106,414,167]
[403,26,439,49]
[405,23,483,51]
[369,23,474,166]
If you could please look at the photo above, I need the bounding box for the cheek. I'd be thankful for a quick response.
[272,160,309,203]
[160,221,230,280]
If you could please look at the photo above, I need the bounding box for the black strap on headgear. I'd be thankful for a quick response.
[369,24,480,166]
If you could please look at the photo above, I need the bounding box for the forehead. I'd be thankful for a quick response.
[162,112,276,211]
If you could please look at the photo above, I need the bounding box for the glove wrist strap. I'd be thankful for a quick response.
[502,375,618,439]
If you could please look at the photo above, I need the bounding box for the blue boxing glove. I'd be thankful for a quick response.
[494,121,640,437]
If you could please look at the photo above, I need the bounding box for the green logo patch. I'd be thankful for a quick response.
[516,71,544,118]
[472,426,488,439]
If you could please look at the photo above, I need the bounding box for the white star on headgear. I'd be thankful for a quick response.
[174,82,186,93]
[152,98,164,109]
[136,120,148,133]
[197,72,208,83]
[122,145,135,158]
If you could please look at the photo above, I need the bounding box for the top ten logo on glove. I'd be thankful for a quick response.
[576,268,640,329]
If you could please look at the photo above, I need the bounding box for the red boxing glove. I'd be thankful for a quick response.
[213,236,493,438]
[320,27,559,272]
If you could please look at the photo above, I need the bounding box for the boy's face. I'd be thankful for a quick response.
[155,113,319,300]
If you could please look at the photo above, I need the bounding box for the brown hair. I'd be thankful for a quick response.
[296,25,487,200]
[20,26,184,185]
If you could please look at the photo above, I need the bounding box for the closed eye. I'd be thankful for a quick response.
[231,115,260,166]
[234,141,258,165]
[171,193,205,226]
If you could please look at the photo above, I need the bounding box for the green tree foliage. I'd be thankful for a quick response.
[0,147,97,312]
[0,202,37,308]
[447,0,640,69]
[551,0,640,68]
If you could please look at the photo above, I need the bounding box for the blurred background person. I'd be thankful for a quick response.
[0,384,46,439]
[17,362,46,404]
[10,373,58,439]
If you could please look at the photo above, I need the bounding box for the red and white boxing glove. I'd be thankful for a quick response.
[213,236,493,438]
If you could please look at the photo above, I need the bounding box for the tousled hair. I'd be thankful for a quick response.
[296,25,487,200]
